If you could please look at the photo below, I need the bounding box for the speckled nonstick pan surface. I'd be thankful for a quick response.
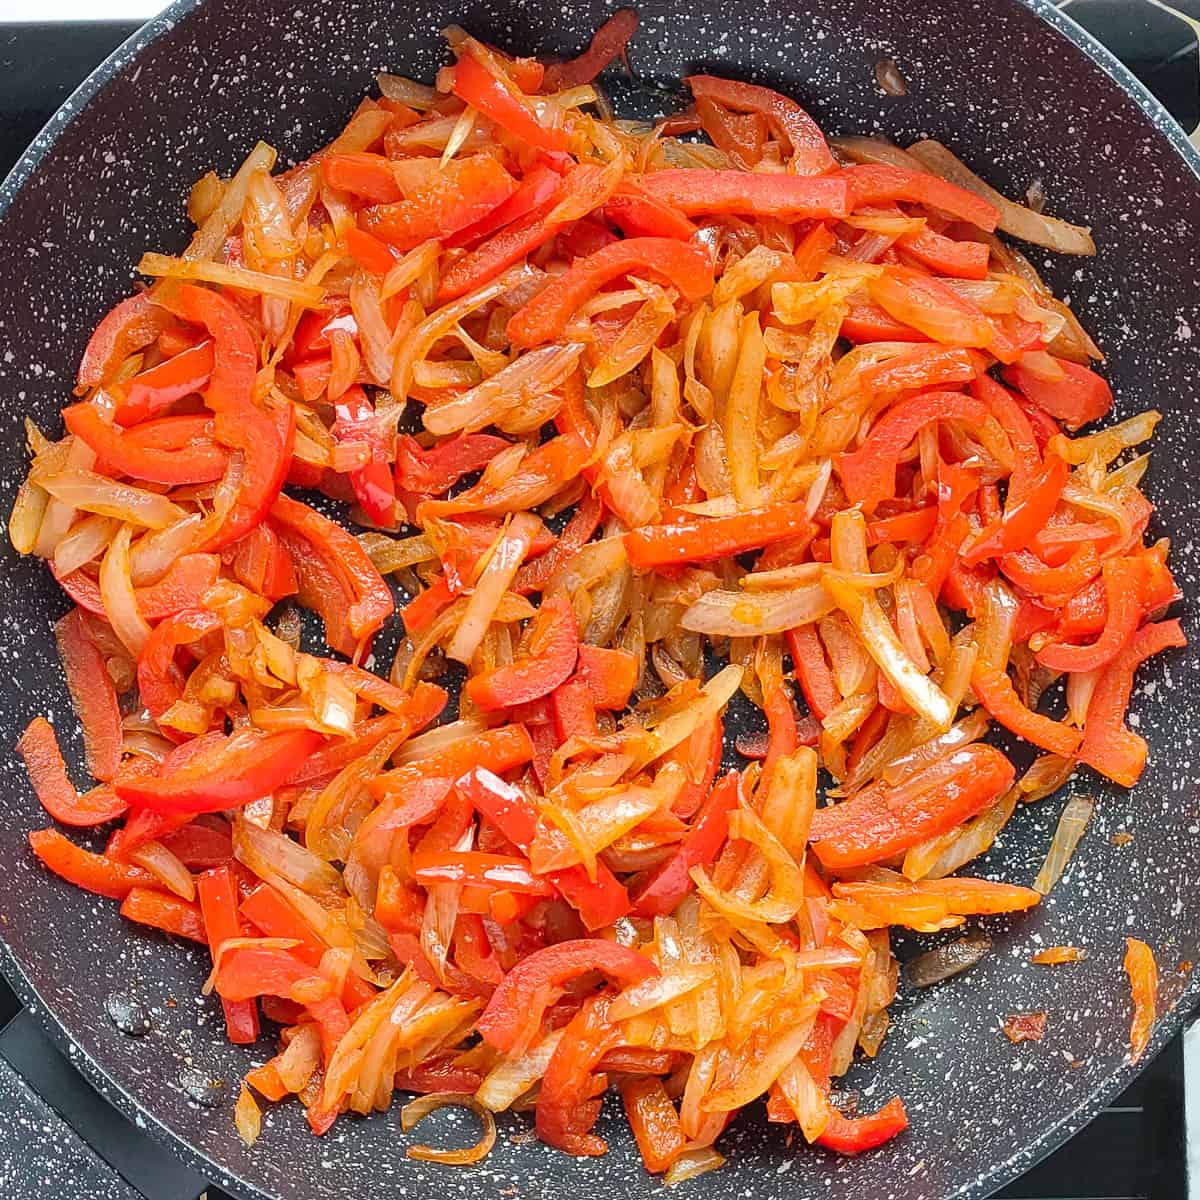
[0,1,1197,1197]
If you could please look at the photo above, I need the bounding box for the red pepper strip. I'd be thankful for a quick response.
[515,492,604,595]
[694,97,768,170]
[686,74,835,174]
[114,728,324,815]
[465,593,579,710]
[445,163,561,250]
[621,1076,686,1175]
[786,624,839,722]
[867,507,938,546]
[816,1097,909,1155]
[370,723,532,802]
[808,744,1015,869]
[574,643,637,709]
[197,866,261,1045]
[1078,619,1187,788]
[868,266,995,348]
[477,938,656,1054]
[507,237,714,348]
[395,432,512,495]
[971,374,1041,502]
[321,152,403,203]
[291,356,331,404]
[543,8,640,88]
[846,701,890,778]
[343,226,399,275]
[230,523,298,600]
[838,391,988,511]
[412,850,557,896]
[113,340,214,424]
[54,607,122,783]
[625,501,811,568]
[666,715,722,818]
[603,184,697,240]
[16,717,127,826]
[1001,544,1100,600]
[63,402,229,485]
[637,169,849,220]
[270,493,394,652]
[28,827,157,899]
[458,766,630,929]
[136,607,222,724]
[331,385,396,525]
[1003,358,1113,431]
[77,292,173,391]
[55,552,220,624]
[553,678,598,741]
[762,683,799,792]
[858,346,981,396]
[240,884,376,1010]
[971,664,1083,757]
[159,822,232,870]
[536,993,620,1155]
[169,285,292,550]
[452,913,505,989]
[897,227,990,278]
[394,1058,484,1096]
[1061,549,1178,639]
[120,887,207,943]
[843,164,1000,231]
[841,299,926,344]
[632,772,741,917]
[961,453,1069,566]
[452,48,569,152]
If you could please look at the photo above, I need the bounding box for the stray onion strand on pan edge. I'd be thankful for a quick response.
[7,10,1185,1178]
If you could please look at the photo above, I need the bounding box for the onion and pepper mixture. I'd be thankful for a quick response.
[9,12,1181,1178]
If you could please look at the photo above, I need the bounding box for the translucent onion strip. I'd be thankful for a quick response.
[1034,794,1095,895]
[400,1092,497,1165]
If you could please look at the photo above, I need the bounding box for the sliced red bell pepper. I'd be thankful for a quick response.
[621,1076,686,1174]
[1037,557,1145,673]
[536,994,620,1155]
[631,772,741,917]
[113,339,214,425]
[1078,619,1186,788]
[29,827,156,899]
[158,821,233,870]
[120,887,207,943]
[838,390,988,510]
[1003,358,1112,431]
[507,237,714,348]
[625,501,811,568]
[394,432,511,496]
[457,766,630,929]
[971,664,1082,758]
[858,346,981,397]
[445,163,561,249]
[370,723,533,802]
[843,164,999,231]
[686,75,835,174]
[343,225,400,275]
[897,227,990,279]
[553,678,599,741]
[787,624,839,722]
[465,593,579,710]
[63,402,229,485]
[695,97,769,170]
[114,728,324,814]
[136,607,222,725]
[866,507,938,546]
[321,152,403,203]
[271,493,394,655]
[169,285,293,550]
[452,47,569,152]
[604,183,696,240]
[514,492,604,594]
[544,8,640,89]
[240,884,376,1010]
[808,743,1015,869]
[16,716,127,826]
[637,169,848,220]
[331,384,397,525]
[961,452,1068,566]
[394,1057,484,1096]
[77,292,173,391]
[197,866,261,1045]
[53,606,122,783]
[291,356,332,403]
[230,523,298,600]
[361,153,518,248]
[1000,545,1100,600]
[816,1097,909,1155]
[574,644,637,709]
[841,299,926,343]
[867,265,995,348]
[971,374,1042,502]
[477,938,656,1054]
[54,552,220,624]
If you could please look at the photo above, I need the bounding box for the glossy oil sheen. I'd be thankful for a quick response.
[0,2,1197,1198]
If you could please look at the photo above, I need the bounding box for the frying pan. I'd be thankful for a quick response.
[0,1,1197,1197]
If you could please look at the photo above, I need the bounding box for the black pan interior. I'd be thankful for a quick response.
[0,2,1198,1198]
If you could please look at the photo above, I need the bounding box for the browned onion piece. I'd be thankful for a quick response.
[906,139,1096,255]
[905,932,991,987]
[831,135,928,172]
[1002,1011,1048,1043]
[1033,794,1094,895]
[874,58,908,96]
[400,1092,498,1165]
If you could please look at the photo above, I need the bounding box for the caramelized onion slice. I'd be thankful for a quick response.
[401,1091,498,1165]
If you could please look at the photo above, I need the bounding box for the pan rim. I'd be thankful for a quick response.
[0,2,1196,1199]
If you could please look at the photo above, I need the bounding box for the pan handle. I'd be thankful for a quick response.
[0,1009,208,1200]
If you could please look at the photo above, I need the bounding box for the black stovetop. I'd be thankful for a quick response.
[0,6,1196,1199]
